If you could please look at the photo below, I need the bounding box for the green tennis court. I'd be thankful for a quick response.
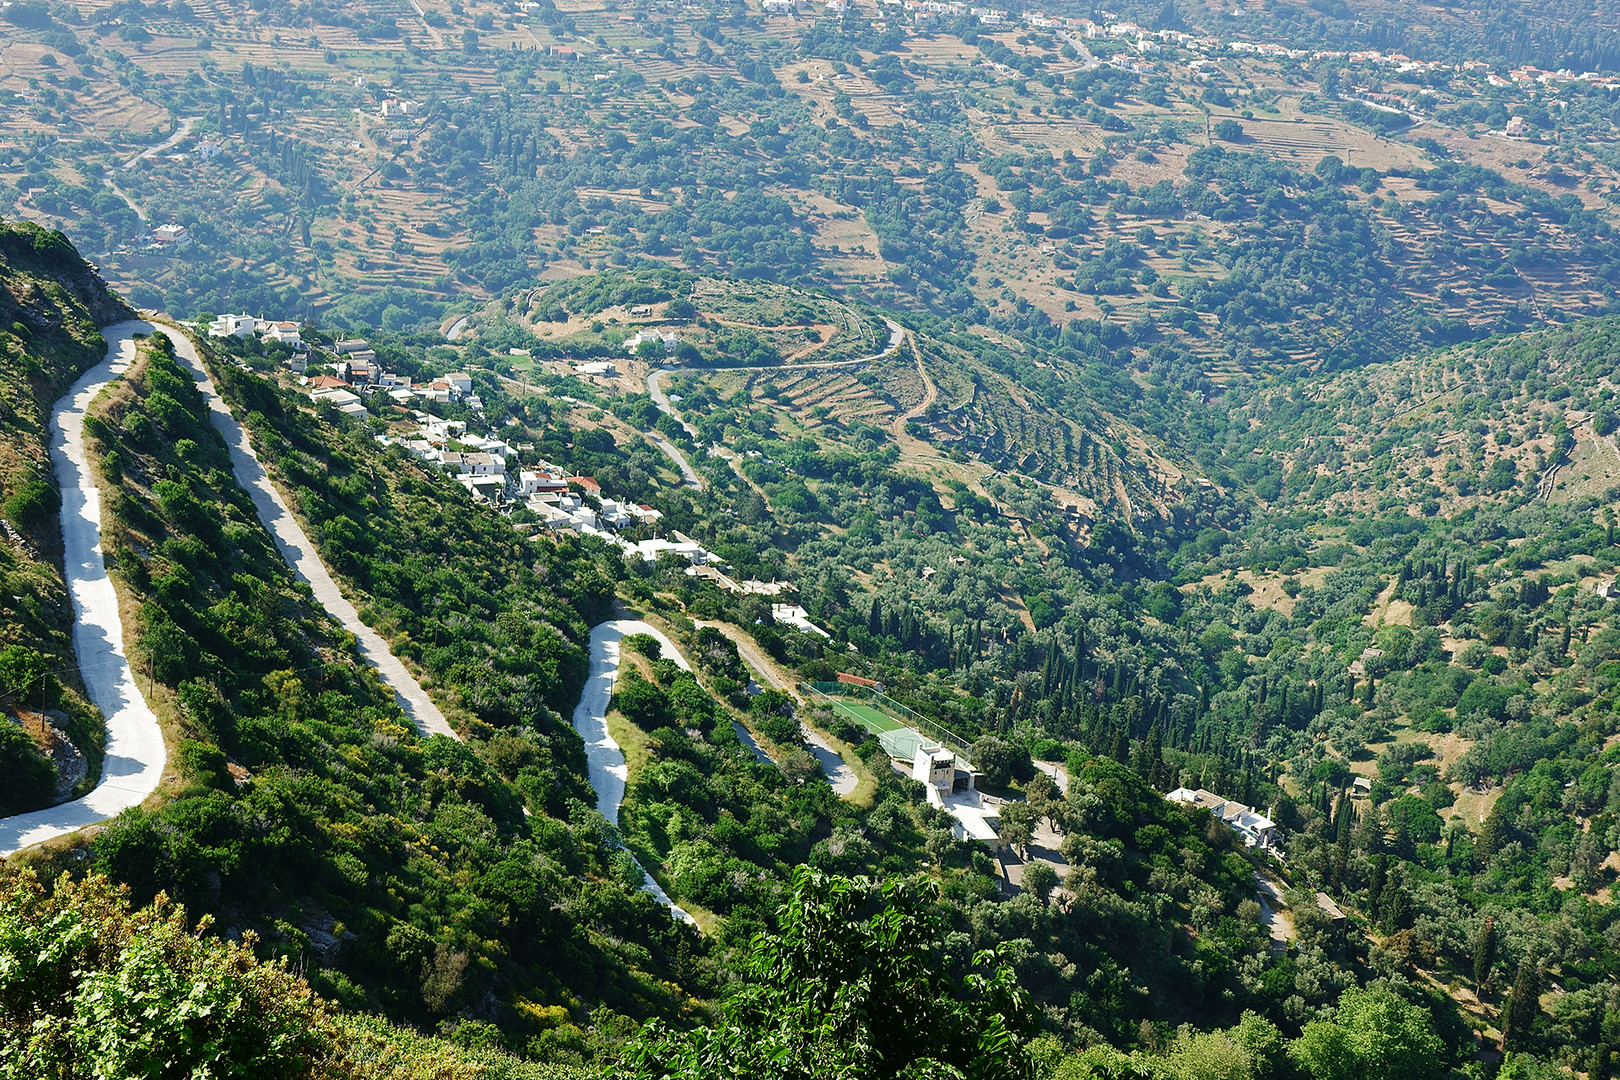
[828,699,903,733]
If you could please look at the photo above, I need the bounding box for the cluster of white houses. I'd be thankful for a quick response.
[207,321,484,413]
[210,313,304,348]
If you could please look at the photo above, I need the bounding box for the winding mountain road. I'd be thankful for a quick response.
[574,619,698,925]
[644,426,703,490]
[122,117,199,169]
[693,619,858,798]
[0,329,167,856]
[156,322,458,740]
[643,318,906,490]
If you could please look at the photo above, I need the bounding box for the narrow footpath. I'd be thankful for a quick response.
[575,619,698,925]
[0,329,166,856]
[157,321,458,740]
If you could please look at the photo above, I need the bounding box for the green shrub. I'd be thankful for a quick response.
[0,643,54,705]
[0,722,55,814]
[3,475,57,534]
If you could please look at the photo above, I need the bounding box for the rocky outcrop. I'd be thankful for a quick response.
[40,710,89,802]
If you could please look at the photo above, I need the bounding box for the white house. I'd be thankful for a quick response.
[575,360,618,377]
[310,386,365,417]
[210,313,259,338]
[1166,788,1278,851]
[913,744,999,847]
[625,329,678,355]
[151,224,191,248]
[265,320,303,348]
[519,469,570,496]
[913,745,959,790]
[628,536,713,564]
[444,372,474,395]
[441,451,504,477]
[460,474,507,502]
[771,603,831,638]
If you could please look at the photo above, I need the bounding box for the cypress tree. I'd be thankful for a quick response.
[1502,957,1541,1053]
[1478,797,1514,862]
[1472,915,1496,996]
[1367,853,1388,914]
[1378,877,1411,932]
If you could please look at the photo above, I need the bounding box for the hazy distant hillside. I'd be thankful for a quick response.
[1122,0,1620,73]
[4,0,1620,382]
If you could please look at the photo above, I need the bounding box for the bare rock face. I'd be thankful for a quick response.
[40,711,89,802]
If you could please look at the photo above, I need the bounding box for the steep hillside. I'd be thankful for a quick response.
[64,329,706,1054]
[481,270,1201,525]
[0,868,590,1080]
[0,222,130,815]
[1218,315,1620,520]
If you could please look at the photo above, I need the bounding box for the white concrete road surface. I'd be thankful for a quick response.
[575,619,698,925]
[0,329,166,856]
[802,724,859,797]
[153,321,459,740]
[122,117,198,169]
[644,427,703,490]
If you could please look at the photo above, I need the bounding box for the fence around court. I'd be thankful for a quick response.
[801,682,973,760]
